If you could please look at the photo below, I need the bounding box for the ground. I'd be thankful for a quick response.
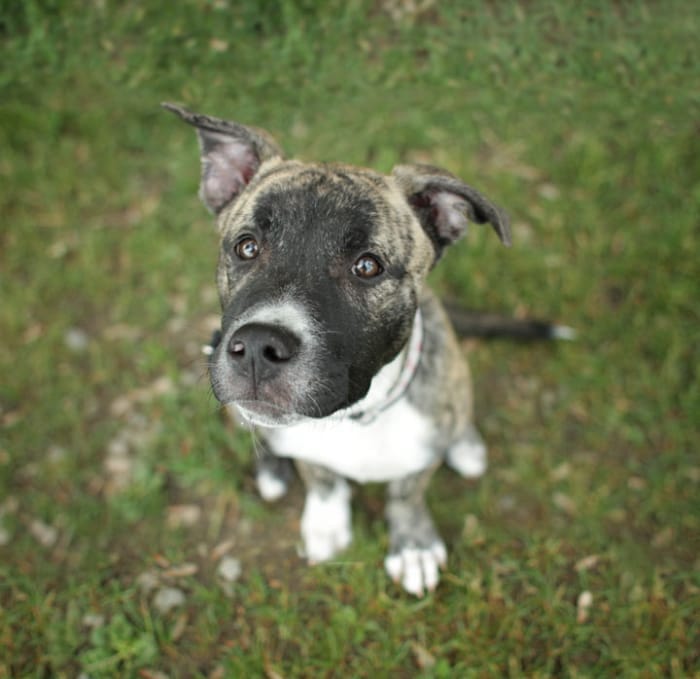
[0,1,698,677]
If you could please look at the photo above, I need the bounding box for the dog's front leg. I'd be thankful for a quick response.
[384,464,446,596]
[296,461,352,563]
[254,439,293,503]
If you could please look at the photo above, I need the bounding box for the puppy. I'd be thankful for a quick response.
[164,103,511,595]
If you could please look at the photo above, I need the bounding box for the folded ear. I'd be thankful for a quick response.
[392,164,511,256]
[162,102,284,214]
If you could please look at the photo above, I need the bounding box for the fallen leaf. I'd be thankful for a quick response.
[210,539,236,561]
[163,563,198,579]
[411,641,436,670]
[575,554,601,572]
[166,504,202,528]
[552,492,577,516]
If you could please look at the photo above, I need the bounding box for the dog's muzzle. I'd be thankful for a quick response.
[208,314,317,424]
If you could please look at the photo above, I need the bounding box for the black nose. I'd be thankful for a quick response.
[227,323,300,382]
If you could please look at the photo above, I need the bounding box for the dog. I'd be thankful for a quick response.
[164,103,511,596]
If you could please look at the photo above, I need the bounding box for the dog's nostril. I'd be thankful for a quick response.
[263,344,290,363]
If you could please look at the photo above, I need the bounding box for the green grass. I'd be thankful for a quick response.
[1,0,698,676]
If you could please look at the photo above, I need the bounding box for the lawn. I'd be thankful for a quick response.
[0,1,698,676]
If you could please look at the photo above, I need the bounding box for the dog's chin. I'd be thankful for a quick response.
[228,393,358,428]
[230,401,305,428]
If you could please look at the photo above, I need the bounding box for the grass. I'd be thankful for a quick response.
[1,0,698,676]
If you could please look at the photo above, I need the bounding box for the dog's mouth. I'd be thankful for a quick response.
[230,401,310,428]
[229,392,373,429]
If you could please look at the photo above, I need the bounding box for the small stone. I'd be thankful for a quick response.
[217,556,242,583]
[140,671,169,679]
[153,587,185,614]
[149,376,175,397]
[104,453,132,476]
[538,183,560,200]
[210,38,228,52]
[166,505,202,529]
[577,590,593,623]
[47,445,67,462]
[462,514,484,545]
[1,496,19,515]
[497,494,517,512]
[103,323,141,341]
[628,476,647,490]
[136,570,160,593]
[29,519,58,547]
[106,436,129,457]
[0,527,10,546]
[65,328,89,352]
[652,526,674,548]
[109,395,133,417]
[575,554,601,573]
[552,492,577,516]
[550,462,572,482]
[82,613,105,629]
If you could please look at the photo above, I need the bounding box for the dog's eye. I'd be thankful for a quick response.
[352,254,384,280]
[234,236,260,261]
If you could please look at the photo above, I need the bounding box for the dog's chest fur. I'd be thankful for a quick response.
[264,399,435,483]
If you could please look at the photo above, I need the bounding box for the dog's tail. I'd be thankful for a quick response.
[445,303,575,341]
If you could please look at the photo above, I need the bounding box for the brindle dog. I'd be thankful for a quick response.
[164,103,511,595]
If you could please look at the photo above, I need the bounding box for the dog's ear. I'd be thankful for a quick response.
[162,102,284,214]
[392,164,511,255]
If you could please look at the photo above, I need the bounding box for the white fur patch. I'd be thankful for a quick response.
[300,481,352,562]
[265,398,435,483]
[446,428,487,478]
[256,469,288,502]
[384,541,447,597]
[233,299,315,345]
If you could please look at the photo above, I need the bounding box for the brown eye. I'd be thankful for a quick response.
[352,254,383,279]
[234,236,260,261]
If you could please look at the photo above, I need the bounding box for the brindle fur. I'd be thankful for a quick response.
[164,103,510,595]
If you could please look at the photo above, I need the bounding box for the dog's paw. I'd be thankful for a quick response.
[384,541,447,597]
[256,469,288,502]
[446,428,487,478]
[300,483,352,563]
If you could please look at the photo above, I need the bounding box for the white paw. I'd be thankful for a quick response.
[256,469,288,502]
[384,541,447,597]
[446,434,487,478]
[300,482,352,563]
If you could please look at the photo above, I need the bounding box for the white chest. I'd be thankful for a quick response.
[263,399,437,483]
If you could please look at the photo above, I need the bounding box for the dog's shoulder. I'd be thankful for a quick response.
[408,290,474,442]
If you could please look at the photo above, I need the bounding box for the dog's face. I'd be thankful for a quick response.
[164,104,510,426]
[213,161,435,424]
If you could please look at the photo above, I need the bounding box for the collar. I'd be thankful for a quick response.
[348,309,424,425]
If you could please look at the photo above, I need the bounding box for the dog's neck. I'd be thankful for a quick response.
[344,309,424,425]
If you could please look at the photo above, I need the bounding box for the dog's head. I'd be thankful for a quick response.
[164,103,510,426]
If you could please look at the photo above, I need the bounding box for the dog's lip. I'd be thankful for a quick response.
[232,401,306,428]
[232,396,356,428]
